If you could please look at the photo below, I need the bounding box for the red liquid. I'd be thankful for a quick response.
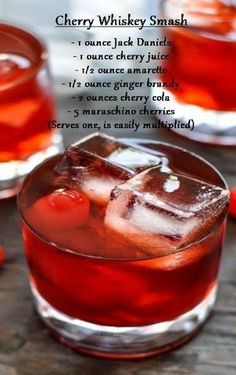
[229,187,236,219]
[162,8,236,111]
[0,246,5,266]
[22,223,223,326]
[0,25,56,162]
[20,142,227,327]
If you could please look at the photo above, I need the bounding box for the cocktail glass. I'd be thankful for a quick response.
[154,0,236,145]
[0,23,62,198]
[18,133,229,358]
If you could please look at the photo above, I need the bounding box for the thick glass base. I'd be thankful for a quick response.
[31,284,217,359]
[0,133,63,199]
[151,86,236,145]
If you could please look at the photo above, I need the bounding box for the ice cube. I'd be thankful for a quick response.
[105,166,229,256]
[75,133,165,172]
[55,147,133,205]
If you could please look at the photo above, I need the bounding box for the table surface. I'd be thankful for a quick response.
[0,94,236,375]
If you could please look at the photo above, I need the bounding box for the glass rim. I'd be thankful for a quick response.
[18,139,229,262]
[161,0,235,41]
[0,22,48,91]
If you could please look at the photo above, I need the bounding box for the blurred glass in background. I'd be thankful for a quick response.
[0,22,62,198]
[154,0,236,145]
[1,0,154,94]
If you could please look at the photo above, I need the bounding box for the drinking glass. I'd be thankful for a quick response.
[153,0,236,145]
[0,23,62,198]
[18,135,229,359]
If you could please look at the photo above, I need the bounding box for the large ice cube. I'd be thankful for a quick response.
[55,147,133,205]
[105,166,229,256]
[74,133,167,173]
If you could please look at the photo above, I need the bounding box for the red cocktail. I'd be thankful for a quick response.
[155,0,236,144]
[0,23,62,198]
[18,134,229,358]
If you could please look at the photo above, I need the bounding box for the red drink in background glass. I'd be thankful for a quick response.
[155,0,236,144]
[0,23,62,198]
[162,27,236,111]
[18,134,229,359]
